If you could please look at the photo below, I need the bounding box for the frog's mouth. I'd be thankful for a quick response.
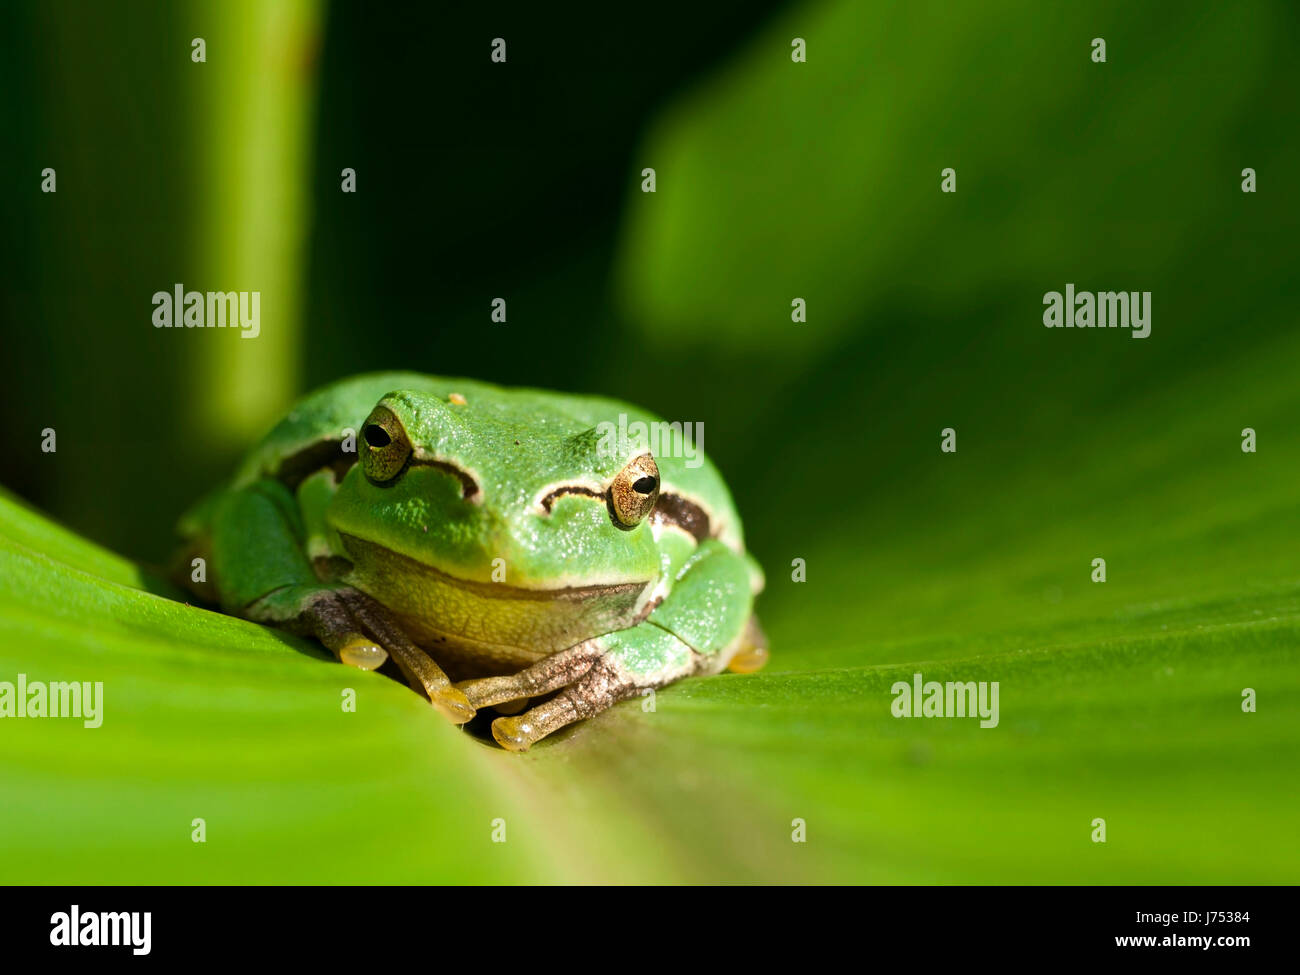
[336,532,650,602]
[336,532,655,665]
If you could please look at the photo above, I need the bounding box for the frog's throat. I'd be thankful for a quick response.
[335,532,652,602]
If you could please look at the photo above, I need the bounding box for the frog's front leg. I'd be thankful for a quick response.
[461,539,765,751]
[208,478,475,724]
[481,626,692,751]
[455,642,606,712]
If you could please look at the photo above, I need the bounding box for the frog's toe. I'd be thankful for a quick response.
[430,686,476,725]
[338,637,389,671]
[726,616,769,674]
[726,644,768,674]
[490,715,534,752]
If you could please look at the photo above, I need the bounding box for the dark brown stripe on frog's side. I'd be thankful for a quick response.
[539,485,603,513]
[407,457,480,499]
[276,441,480,499]
[541,486,712,542]
[276,439,357,491]
[652,492,711,542]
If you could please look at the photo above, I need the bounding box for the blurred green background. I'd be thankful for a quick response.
[1,0,1297,883]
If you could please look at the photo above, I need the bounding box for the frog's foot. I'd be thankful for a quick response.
[726,616,769,674]
[292,588,390,670]
[299,588,474,724]
[338,590,475,724]
[489,658,638,752]
[455,641,603,712]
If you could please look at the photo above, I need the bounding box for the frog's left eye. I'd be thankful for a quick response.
[361,405,413,483]
[608,453,660,528]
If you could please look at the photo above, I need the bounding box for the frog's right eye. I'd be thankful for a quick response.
[361,405,412,483]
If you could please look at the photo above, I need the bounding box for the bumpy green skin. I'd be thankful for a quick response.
[180,373,763,691]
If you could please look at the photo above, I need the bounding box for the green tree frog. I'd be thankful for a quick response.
[177,373,767,750]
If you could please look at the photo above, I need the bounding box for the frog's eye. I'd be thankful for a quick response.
[361,405,413,483]
[608,453,660,528]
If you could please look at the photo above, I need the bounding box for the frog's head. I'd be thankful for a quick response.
[327,389,666,662]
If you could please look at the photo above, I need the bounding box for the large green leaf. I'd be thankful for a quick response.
[1,487,1295,883]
